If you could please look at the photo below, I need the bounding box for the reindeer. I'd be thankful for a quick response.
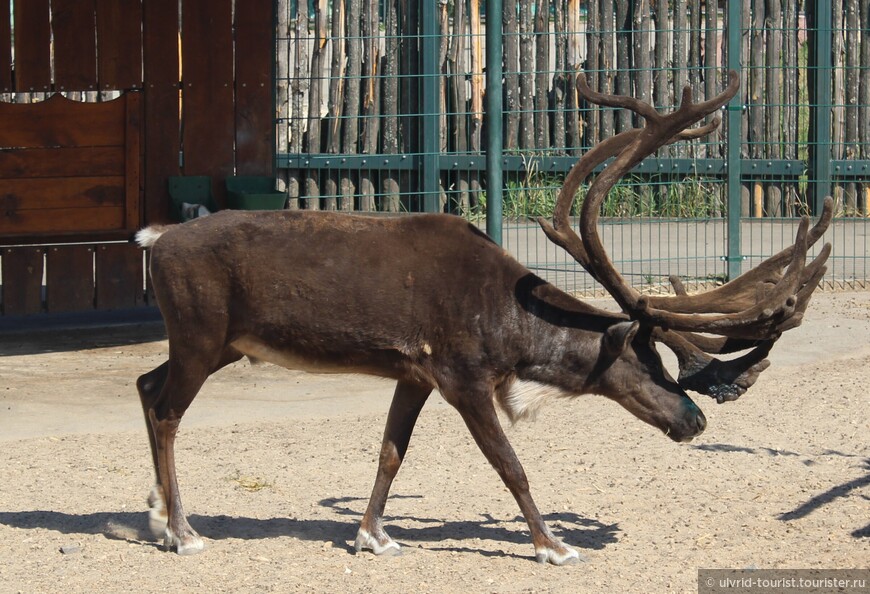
[135,72,832,564]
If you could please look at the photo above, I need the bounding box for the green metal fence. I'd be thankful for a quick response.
[275,0,870,295]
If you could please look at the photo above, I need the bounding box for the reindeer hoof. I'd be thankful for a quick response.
[165,528,205,555]
[535,543,583,565]
[354,528,402,556]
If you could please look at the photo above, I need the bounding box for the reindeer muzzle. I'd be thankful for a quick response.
[667,402,707,443]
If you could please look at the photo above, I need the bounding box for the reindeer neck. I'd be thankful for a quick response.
[508,274,625,391]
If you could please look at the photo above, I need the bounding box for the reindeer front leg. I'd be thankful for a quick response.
[355,380,431,556]
[449,390,580,565]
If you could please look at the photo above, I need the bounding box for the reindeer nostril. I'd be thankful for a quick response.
[695,410,707,433]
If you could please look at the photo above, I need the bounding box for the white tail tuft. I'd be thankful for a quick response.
[135,225,172,248]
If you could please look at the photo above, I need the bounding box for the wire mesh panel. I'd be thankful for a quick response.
[275,0,870,296]
[738,0,870,290]
[495,0,732,295]
[823,0,870,288]
[276,0,426,212]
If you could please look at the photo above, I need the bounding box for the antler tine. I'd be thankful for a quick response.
[680,70,741,116]
[770,245,830,333]
[576,72,661,123]
[566,70,833,340]
[642,197,833,315]
[675,117,722,141]
[744,196,833,270]
[538,128,643,278]
[573,71,740,313]
[539,72,736,282]
[669,331,767,356]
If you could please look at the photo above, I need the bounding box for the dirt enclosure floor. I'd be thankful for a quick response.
[0,292,868,593]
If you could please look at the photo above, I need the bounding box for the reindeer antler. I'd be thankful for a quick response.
[538,76,731,282]
[539,70,833,399]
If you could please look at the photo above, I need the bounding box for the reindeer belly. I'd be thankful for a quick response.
[231,335,361,374]
[230,335,436,387]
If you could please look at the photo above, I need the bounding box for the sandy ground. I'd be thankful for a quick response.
[0,292,868,594]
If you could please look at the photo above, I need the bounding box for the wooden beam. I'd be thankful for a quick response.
[46,246,94,313]
[0,0,12,92]
[13,0,51,92]
[182,0,235,207]
[1,247,44,315]
[95,244,145,309]
[142,0,181,223]
[52,0,98,92]
[235,0,275,176]
[95,0,143,89]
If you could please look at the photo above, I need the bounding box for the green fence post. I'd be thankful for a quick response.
[725,0,744,280]
[485,0,504,245]
[808,0,833,214]
[271,0,279,178]
[420,0,441,212]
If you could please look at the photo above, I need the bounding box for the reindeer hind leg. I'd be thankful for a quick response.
[148,355,211,554]
[138,345,243,554]
[136,361,170,538]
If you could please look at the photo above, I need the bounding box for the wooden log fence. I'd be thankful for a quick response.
[276,0,870,218]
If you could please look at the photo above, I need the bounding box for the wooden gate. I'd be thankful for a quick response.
[0,92,144,315]
[0,93,141,240]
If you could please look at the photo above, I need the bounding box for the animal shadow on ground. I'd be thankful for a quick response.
[0,510,163,549]
[694,444,870,539]
[777,458,870,538]
[0,321,165,357]
[319,495,620,559]
[0,494,621,561]
[0,509,356,552]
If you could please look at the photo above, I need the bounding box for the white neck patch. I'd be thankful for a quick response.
[498,380,572,424]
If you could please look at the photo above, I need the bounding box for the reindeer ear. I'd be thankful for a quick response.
[603,321,640,356]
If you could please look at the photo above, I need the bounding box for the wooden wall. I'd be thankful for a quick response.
[0,0,275,317]
[145,0,275,220]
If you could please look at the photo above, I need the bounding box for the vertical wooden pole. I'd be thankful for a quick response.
[143,0,180,223]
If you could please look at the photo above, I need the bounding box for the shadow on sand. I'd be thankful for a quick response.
[0,494,620,561]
